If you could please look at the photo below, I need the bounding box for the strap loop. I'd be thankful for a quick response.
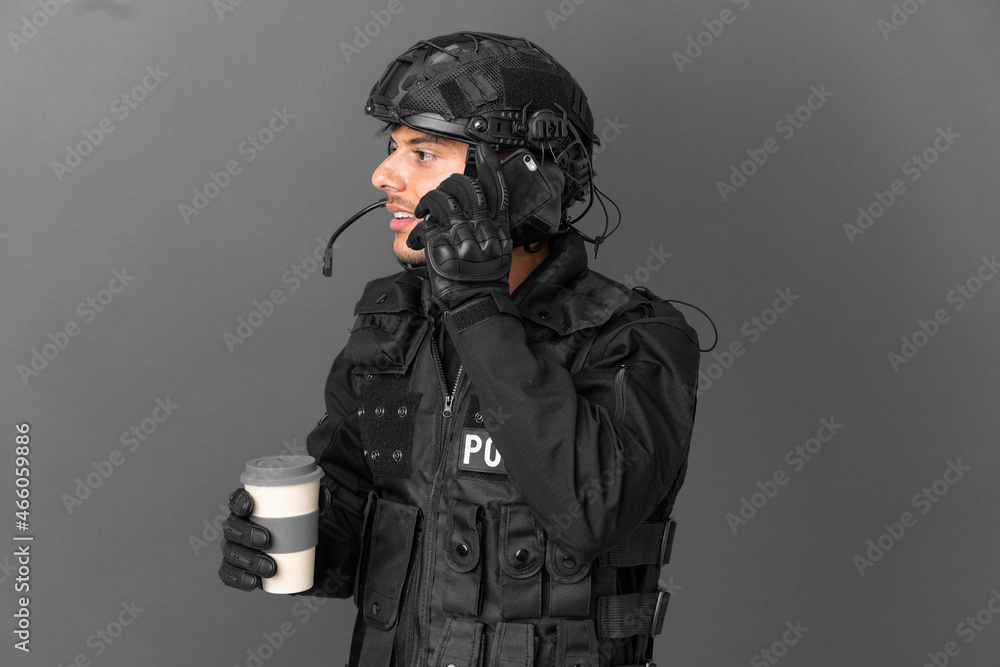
[597,519,676,568]
[596,585,670,640]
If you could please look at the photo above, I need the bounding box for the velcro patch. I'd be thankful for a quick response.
[458,428,507,475]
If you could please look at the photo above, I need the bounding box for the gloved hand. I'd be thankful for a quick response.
[218,488,275,591]
[406,141,512,313]
[218,485,331,592]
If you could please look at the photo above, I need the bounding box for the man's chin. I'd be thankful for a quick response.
[395,253,427,267]
[393,242,427,267]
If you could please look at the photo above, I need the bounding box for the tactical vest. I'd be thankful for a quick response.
[341,268,688,667]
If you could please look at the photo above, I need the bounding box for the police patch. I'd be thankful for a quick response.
[458,428,507,474]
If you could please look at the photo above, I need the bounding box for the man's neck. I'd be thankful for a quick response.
[508,241,552,295]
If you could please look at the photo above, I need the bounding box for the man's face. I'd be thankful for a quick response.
[371,125,468,266]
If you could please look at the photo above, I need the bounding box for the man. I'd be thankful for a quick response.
[219,32,700,667]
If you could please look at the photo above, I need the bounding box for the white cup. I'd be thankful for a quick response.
[240,456,324,594]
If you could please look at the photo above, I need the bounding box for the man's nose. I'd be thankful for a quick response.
[372,154,403,192]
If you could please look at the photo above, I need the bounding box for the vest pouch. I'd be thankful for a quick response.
[545,539,592,617]
[554,619,599,667]
[357,496,421,667]
[352,490,379,608]
[443,499,484,616]
[431,616,485,667]
[486,621,538,667]
[498,504,544,620]
[344,281,429,376]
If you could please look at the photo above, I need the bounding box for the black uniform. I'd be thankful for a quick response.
[296,231,700,666]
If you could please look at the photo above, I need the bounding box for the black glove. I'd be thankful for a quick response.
[406,141,512,313]
[218,485,331,592]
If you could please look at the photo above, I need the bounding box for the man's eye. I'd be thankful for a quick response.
[385,142,433,162]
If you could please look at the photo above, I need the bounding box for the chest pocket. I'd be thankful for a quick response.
[345,279,428,478]
[343,280,429,375]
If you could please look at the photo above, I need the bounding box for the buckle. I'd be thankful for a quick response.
[657,518,677,566]
[649,586,669,637]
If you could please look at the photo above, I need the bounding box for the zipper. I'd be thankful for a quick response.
[411,330,464,665]
[433,336,463,419]
[613,364,633,424]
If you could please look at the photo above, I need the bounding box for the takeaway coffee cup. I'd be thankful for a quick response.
[240,455,324,594]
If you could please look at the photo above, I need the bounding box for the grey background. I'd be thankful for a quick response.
[2,0,999,665]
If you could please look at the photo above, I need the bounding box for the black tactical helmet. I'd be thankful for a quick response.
[364,31,600,216]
